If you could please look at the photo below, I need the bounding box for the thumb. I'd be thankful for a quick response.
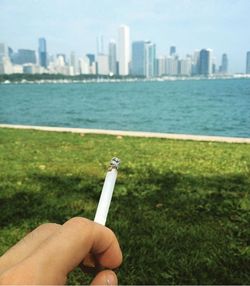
[91,270,118,285]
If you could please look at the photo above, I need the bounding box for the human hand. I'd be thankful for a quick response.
[0,217,122,285]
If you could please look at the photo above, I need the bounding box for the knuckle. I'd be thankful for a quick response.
[65,217,92,228]
[36,222,61,233]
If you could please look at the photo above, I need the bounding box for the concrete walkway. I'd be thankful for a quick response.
[0,124,250,144]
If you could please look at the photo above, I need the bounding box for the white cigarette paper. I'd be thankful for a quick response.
[94,157,120,225]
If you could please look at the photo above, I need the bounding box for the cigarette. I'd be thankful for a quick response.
[94,157,120,225]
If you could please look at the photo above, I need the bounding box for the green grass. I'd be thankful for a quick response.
[0,127,249,285]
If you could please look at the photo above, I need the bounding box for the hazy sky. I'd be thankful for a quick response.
[0,0,249,72]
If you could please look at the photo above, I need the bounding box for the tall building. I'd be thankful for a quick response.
[199,49,212,76]
[156,56,166,76]
[170,46,176,56]
[57,53,67,65]
[86,54,96,74]
[131,41,146,76]
[212,57,216,74]
[0,43,7,73]
[0,44,13,74]
[86,54,95,65]
[70,51,79,75]
[131,41,156,78]
[179,57,192,76]
[0,56,13,74]
[14,49,36,65]
[165,56,179,75]
[56,55,66,72]
[246,51,250,74]
[0,43,8,61]
[79,57,90,74]
[109,40,117,75]
[118,25,130,76]
[145,41,156,78]
[220,53,228,74]
[191,50,200,75]
[96,54,109,75]
[38,38,47,68]
[8,47,14,63]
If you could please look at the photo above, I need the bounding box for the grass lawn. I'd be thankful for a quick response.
[0,127,249,285]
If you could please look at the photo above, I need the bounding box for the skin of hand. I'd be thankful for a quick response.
[0,217,123,285]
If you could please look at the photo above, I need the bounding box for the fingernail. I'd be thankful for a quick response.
[106,271,117,285]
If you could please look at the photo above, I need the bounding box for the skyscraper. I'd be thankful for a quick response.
[156,56,166,76]
[0,43,8,61]
[109,40,117,75]
[131,41,156,78]
[212,57,217,74]
[79,57,90,74]
[246,51,250,74]
[165,56,179,75]
[145,41,156,78]
[118,25,130,76]
[191,50,200,75]
[8,47,14,63]
[220,53,228,74]
[0,43,10,74]
[96,54,109,75]
[199,49,212,76]
[86,54,95,66]
[56,53,67,65]
[70,51,79,75]
[170,46,176,56]
[132,41,146,76]
[86,54,96,75]
[38,38,47,68]
[179,56,192,76]
[14,49,36,65]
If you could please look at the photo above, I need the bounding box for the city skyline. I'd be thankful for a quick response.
[0,0,249,73]
[1,32,241,78]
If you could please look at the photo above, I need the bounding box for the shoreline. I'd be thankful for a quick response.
[1,74,250,85]
[1,124,250,144]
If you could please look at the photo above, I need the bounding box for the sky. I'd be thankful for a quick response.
[0,0,249,73]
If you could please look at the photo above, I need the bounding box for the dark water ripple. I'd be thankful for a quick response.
[0,79,250,138]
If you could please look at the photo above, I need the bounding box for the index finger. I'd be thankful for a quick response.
[26,217,122,279]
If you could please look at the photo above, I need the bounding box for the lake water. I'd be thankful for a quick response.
[0,79,250,138]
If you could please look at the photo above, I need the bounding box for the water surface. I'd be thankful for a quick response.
[0,79,249,138]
